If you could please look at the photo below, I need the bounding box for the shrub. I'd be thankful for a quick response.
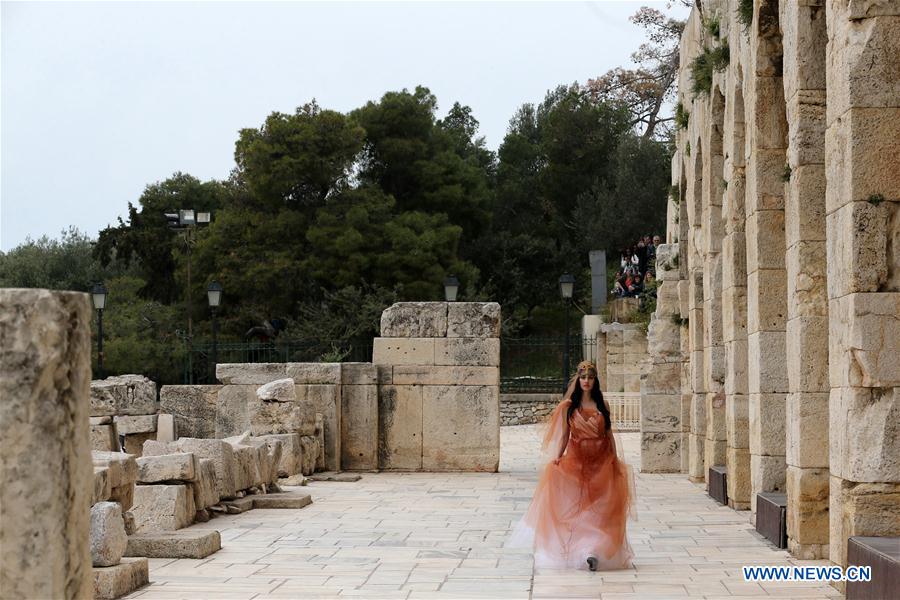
[867,193,886,206]
[782,164,792,182]
[675,102,690,130]
[691,44,729,96]
[737,0,753,31]
[704,14,721,39]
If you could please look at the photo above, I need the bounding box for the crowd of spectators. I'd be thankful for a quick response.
[613,234,661,299]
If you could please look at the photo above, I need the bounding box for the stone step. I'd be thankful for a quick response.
[252,493,312,509]
[222,496,255,513]
[93,557,149,600]
[125,529,221,559]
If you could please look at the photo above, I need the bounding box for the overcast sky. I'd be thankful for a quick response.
[1,1,688,251]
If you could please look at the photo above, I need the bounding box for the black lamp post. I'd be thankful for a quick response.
[444,275,460,302]
[559,273,575,391]
[91,283,108,379]
[207,281,223,380]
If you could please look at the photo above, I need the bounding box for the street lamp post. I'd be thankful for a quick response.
[559,273,575,392]
[165,209,212,340]
[444,275,460,302]
[207,281,223,381]
[91,283,108,379]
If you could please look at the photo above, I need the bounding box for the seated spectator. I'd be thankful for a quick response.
[644,270,655,286]
[627,273,644,297]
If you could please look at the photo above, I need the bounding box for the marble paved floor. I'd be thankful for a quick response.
[124,425,841,599]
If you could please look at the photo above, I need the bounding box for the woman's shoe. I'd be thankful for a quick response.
[586,556,598,571]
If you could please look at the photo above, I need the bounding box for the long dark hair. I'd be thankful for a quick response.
[567,374,612,431]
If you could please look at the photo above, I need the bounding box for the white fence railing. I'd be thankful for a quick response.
[605,392,641,432]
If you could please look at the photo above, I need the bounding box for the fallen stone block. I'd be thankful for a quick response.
[300,435,318,476]
[250,396,303,435]
[92,451,138,489]
[93,467,112,505]
[447,302,501,337]
[125,529,221,559]
[159,385,220,438]
[91,374,157,417]
[246,437,282,485]
[91,416,113,425]
[156,413,177,442]
[258,433,301,477]
[90,502,127,567]
[279,474,308,486]
[222,496,254,514]
[256,378,296,401]
[154,438,237,500]
[115,414,157,435]
[307,472,362,482]
[252,493,312,509]
[92,557,149,600]
[131,484,196,533]
[189,458,219,511]
[122,511,136,536]
[110,484,134,512]
[380,301,448,337]
[224,433,263,491]
[91,423,120,452]
[122,432,156,457]
[136,453,199,483]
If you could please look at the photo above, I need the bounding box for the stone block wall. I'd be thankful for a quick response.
[653,0,900,573]
[375,302,501,472]
[90,375,160,456]
[500,393,558,426]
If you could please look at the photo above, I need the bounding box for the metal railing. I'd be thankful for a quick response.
[500,335,597,393]
[605,392,641,432]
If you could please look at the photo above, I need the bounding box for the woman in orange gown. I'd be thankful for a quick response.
[511,360,634,571]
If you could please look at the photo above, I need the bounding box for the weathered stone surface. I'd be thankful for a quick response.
[301,384,340,471]
[169,439,237,500]
[300,435,319,475]
[93,467,112,505]
[90,374,158,417]
[373,337,436,366]
[225,436,263,491]
[656,244,680,281]
[392,365,500,386]
[257,433,302,477]
[434,337,500,367]
[446,302,501,337]
[115,414,158,435]
[125,529,221,559]
[131,485,196,533]
[640,432,682,473]
[340,384,378,471]
[111,484,135,513]
[831,386,900,483]
[749,393,787,457]
[641,362,681,396]
[216,384,253,438]
[92,557,148,600]
[1,291,94,600]
[378,385,423,470]
[188,459,219,510]
[90,502,127,567]
[216,362,286,385]
[640,395,681,433]
[256,378,296,402]
[422,385,499,472]
[244,437,281,485]
[92,451,139,490]
[91,423,120,452]
[122,511,136,536]
[159,385,220,439]
[91,416,113,425]
[785,465,829,551]
[252,492,313,509]
[136,453,199,484]
[250,396,303,436]
[285,362,342,384]
[157,413,176,442]
[380,302,448,337]
[340,362,378,385]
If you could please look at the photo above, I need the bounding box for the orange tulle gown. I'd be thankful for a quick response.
[510,398,635,570]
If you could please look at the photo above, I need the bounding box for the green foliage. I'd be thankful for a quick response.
[737,0,754,30]
[670,184,681,204]
[704,14,721,39]
[686,141,691,156]
[671,313,689,327]
[290,283,400,342]
[690,44,729,97]
[0,227,130,291]
[867,193,886,206]
[782,164,793,182]
[92,275,186,384]
[675,102,690,130]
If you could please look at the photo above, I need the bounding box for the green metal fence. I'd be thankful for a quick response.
[184,339,374,384]
[185,335,598,392]
[500,335,598,393]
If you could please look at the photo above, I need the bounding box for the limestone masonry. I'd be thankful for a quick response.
[639,0,900,582]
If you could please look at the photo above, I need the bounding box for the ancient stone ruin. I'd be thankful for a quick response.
[639,0,900,583]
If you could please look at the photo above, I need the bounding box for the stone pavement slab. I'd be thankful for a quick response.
[123,426,841,599]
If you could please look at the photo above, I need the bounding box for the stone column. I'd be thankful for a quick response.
[723,69,751,510]
[745,0,789,520]
[781,0,830,559]
[702,90,727,477]
[686,142,707,483]
[0,289,94,599]
[640,244,687,472]
[825,0,900,574]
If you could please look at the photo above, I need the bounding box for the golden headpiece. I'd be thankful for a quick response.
[576,360,598,376]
